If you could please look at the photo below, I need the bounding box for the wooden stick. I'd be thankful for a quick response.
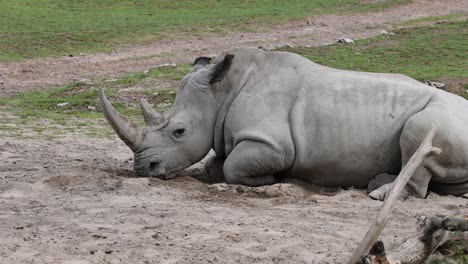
[364,217,468,264]
[347,126,441,264]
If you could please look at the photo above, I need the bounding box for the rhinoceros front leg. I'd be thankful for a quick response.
[204,155,226,182]
[223,140,288,187]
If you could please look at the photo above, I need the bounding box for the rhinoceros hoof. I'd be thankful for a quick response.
[367,173,398,194]
[368,182,410,201]
[368,183,393,201]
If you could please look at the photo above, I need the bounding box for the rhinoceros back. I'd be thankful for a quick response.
[287,63,435,187]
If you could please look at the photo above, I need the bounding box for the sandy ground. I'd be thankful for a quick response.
[0,139,466,264]
[0,0,467,98]
[1,1,467,263]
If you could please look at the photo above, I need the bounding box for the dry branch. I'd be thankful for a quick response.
[363,216,468,264]
[347,126,441,264]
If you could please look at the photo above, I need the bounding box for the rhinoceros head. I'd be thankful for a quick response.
[99,54,233,177]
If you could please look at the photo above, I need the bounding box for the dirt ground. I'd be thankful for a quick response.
[0,0,467,263]
[0,139,466,264]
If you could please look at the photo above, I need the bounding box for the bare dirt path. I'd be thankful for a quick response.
[0,0,466,98]
[0,139,466,263]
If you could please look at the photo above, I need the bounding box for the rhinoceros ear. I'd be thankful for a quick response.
[193,56,212,67]
[191,57,213,73]
[207,54,234,83]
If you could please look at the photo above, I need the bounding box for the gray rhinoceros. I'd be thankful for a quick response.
[99,48,468,200]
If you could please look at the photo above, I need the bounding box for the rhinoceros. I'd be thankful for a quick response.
[99,48,468,200]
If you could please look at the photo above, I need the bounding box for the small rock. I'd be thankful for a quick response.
[143,70,149,74]
[79,78,91,83]
[57,102,69,107]
[87,105,96,111]
[380,30,395,35]
[425,81,446,88]
[278,43,293,48]
[259,43,293,51]
[153,92,159,96]
[337,38,354,44]
[169,91,176,94]
[156,63,176,69]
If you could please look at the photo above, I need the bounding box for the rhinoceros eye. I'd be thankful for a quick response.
[172,128,186,139]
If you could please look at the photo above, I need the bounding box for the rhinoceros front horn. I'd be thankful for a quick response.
[99,88,142,151]
[140,98,164,126]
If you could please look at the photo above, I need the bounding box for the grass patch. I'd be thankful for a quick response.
[0,0,412,61]
[396,13,466,26]
[118,64,191,86]
[0,63,191,139]
[282,20,467,85]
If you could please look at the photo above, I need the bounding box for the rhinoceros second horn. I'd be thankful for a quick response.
[140,98,164,126]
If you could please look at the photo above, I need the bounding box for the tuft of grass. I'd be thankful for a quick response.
[0,0,412,61]
[282,20,468,83]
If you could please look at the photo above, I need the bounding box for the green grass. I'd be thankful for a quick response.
[395,13,466,26]
[0,0,412,61]
[282,20,467,81]
[118,64,191,86]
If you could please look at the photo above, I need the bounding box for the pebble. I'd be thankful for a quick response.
[424,81,445,88]
[337,38,354,44]
[380,30,395,35]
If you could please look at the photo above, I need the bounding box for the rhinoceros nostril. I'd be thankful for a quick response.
[149,161,159,171]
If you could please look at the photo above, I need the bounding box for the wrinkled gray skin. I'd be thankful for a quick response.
[100,48,468,200]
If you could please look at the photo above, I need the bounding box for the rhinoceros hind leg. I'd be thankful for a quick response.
[369,166,431,201]
[429,180,468,197]
[223,140,289,187]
